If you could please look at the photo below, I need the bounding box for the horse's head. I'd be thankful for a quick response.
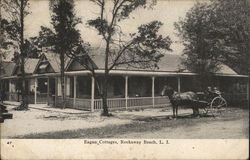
[161,85,174,97]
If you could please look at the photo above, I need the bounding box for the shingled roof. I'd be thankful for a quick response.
[0,61,16,77]
[12,58,39,75]
[66,49,238,75]
[40,52,71,73]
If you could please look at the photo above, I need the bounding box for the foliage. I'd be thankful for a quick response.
[49,0,82,56]
[1,0,30,109]
[175,0,250,75]
[32,26,56,49]
[1,0,29,43]
[211,0,250,75]
[0,18,40,61]
[175,2,221,75]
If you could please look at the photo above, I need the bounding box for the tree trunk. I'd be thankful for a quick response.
[101,75,109,116]
[60,53,65,109]
[0,79,3,103]
[101,37,111,116]
[19,0,28,110]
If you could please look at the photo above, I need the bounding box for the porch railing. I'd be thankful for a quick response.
[37,93,49,104]
[7,92,19,102]
[53,96,170,111]
[94,98,126,110]
[94,96,170,110]
[155,96,170,106]
[55,96,91,111]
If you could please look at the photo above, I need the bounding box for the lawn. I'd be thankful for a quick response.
[1,106,248,139]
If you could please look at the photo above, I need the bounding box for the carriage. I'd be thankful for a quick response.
[195,88,228,116]
[162,85,228,117]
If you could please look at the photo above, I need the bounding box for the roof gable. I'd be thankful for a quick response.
[12,58,39,75]
[66,55,98,71]
[215,64,237,75]
[34,52,71,73]
[35,61,55,74]
[0,61,16,77]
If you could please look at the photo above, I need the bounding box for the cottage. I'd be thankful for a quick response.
[0,50,249,111]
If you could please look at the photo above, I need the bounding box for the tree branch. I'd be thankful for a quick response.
[108,39,135,70]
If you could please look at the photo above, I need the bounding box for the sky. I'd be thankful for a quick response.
[20,0,198,56]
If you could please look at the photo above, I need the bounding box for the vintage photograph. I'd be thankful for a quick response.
[0,0,249,143]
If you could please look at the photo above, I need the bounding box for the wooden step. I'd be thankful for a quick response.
[2,113,13,119]
[0,117,4,123]
[0,110,8,113]
[0,104,7,110]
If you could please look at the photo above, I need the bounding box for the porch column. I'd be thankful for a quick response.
[34,78,37,104]
[177,76,181,92]
[152,76,155,107]
[91,76,95,112]
[54,77,58,107]
[47,77,50,105]
[247,78,249,102]
[9,80,11,100]
[64,76,67,98]
[125,76,128,110]
[73,76,76,106]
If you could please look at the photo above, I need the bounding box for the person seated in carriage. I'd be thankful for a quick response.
[205,86,221,100]
[213,87,221,96]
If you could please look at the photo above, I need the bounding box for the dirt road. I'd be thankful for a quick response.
[3,107,247,139]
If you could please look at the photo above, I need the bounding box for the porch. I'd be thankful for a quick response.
[53,75,177,111]
[6,77,56,104]
[53,73,249,111]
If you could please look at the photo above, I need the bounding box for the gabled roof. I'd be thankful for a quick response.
[90,54,185,71]
[70,47,186,72]
[34,52,71,74]
[0,61,16,77]
[65,48,184,72]
[12,58,39,75]
[215,64,237,75]
[65,48,239,76]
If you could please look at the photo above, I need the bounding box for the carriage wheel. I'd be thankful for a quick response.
[209,97,227,116]
[210,96,227,109]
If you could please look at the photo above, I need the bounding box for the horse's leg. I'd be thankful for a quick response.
[176,106,178,118]
[172,105,175,118]
[196,108,199,116]
[193,107,199,117]
[192,107,195,117]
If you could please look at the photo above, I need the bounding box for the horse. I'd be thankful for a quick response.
[161,85,200,118]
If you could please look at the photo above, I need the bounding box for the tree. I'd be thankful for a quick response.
[175,0,250,86]
[49,0,83,109]
[210,0,250,75]
[79,0,172,116]
[1,0,30,109]
[30,26,57,50]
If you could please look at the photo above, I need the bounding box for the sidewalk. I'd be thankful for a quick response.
[3,101,90,114]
